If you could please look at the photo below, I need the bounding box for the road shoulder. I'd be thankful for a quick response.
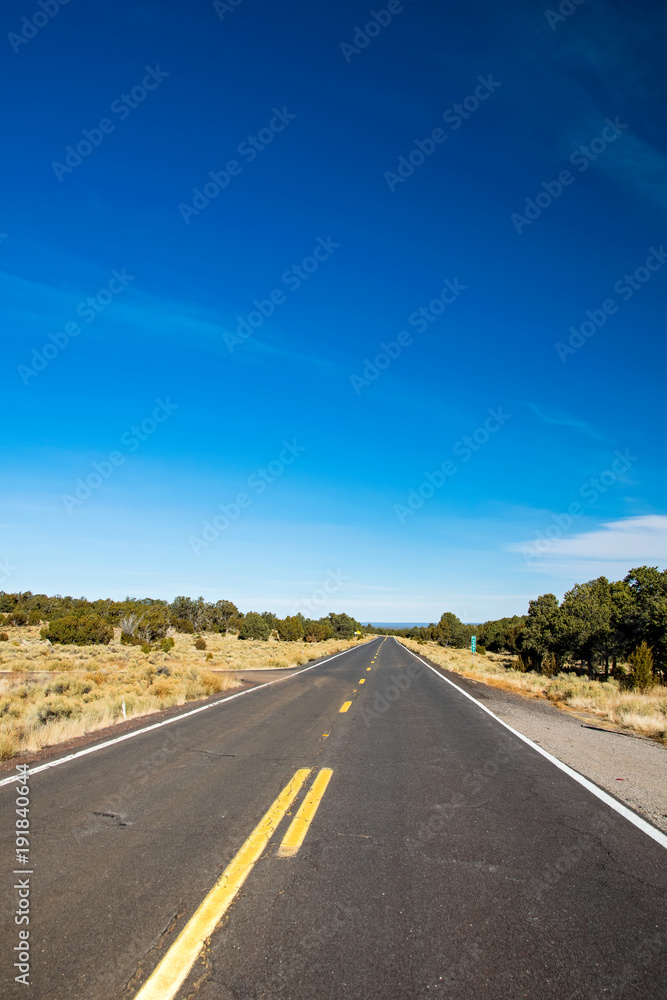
[408,648,667,835]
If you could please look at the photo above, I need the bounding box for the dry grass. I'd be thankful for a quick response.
[0,627,362,760]
[395,638,667,744]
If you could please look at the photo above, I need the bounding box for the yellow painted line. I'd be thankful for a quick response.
[359,678,365,684]
[277,768,334,858]
[132,768,311,1000]
[339,701,352,713]
[367,667,371,671]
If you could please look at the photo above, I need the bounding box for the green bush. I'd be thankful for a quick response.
[476,644,487,656]
[121,607,170,645]
[172,617,195,633]
[238,613,270,641]
[141,643,151,654]
[160,637,175,652]
[28,610,42,626]
[303,620,333,642]
[327,612,362,639]
[194,637,207,650]
[622,642,655,692]
[42,614,113,646]
[0,632,8,642]
[8,611,28,626]
[514,651,531,672]
[541,651,558,677]
[121,632,143,646]
[276,616,304,641]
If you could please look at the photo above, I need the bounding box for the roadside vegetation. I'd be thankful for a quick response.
[0,593,363,647]
[394,639,667,744]
[0,593,366,761]
[376,566,667,744]
[374,567,667,687]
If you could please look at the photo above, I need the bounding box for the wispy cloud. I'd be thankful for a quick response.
[527,403,607,442]
[513,514,667,578]
[2,260,348,377]
[517,0,667,212]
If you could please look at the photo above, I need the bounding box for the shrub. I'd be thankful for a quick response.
[160,637,175,653]
[0,632,8,642]
[238,613,270,641]
[622,642,655,692]
[200,670,226,694]
[150,677,176,699]
[8,611,28,626]
[476,644,487,656]
[135,607,170,644]
[194,637,207,650]
[276,616,305,641]
[37,697,76,723]
[28,610,42,626]
[541,651,558,677]
[141,643,151,654]
[119,613,142,643]
[42,614,113,646]
[206,652,213,660]
[303,620,333,642]
[0,730,18,760]
[327,612,362,639]
[121,632,143,646]
[173,617,195,633]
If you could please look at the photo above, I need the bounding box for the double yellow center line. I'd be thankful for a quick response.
[135,642,383,998]
[277,768,333,857]
[133,767,333,1000]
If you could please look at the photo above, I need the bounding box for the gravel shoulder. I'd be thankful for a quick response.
[422,656,667,835]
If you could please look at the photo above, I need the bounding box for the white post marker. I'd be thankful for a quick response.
[471,634,476,664]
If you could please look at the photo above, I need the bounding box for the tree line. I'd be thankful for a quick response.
[3,567,665,687]
[368,566,667,687]
[0,592,364,649]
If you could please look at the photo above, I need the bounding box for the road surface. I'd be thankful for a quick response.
[1,637,665,999]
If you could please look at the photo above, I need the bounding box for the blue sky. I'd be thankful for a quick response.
[2,0,667,621]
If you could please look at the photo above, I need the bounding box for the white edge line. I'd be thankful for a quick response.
[0,640,376,788]
[395,638,667,852]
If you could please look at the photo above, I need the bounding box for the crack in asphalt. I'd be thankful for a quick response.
[92,811,129,826]
[175,745,237,757]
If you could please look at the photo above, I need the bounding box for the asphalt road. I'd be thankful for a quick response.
[1,637,665,999]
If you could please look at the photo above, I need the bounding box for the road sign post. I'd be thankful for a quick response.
[471,635,476,663]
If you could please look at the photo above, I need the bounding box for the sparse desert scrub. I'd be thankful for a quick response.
[0,626,360,672]
[0,660,240,760]
[395,638,667,744]
[0,627,364,759]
